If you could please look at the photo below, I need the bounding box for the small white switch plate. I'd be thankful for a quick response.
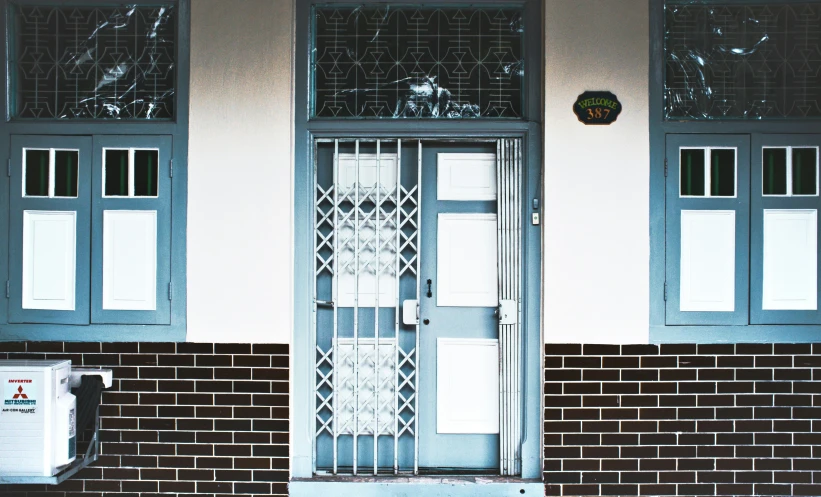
[532,213,540,225]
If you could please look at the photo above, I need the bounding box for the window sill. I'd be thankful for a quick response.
[651,324,821,344]
[0,324,185,342]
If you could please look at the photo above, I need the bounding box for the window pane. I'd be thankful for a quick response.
[665,4,821,119]
[54,151,78,197]
[24,149,49,196]
[134,150,159,197]
[12,6,176,119]
[792,148,818,195]
[680,149,705,196]
[105,150,129,196]
[763,148,788,195]
[312,6,524,118]
[710,149,735,197]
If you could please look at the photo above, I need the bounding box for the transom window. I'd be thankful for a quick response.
[10,4,176,119]
[312,6,525,118]
[665,3,821,119]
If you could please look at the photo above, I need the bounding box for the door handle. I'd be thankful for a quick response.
[426,279,432,298]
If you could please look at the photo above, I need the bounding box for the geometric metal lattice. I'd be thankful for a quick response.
[314,139,420,476]
[336,339,396,436]
[665,3,821,119]
[12,6,176,119]
[313,7,524,118]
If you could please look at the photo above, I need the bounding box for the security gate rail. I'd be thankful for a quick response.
[497,138,523,476]
[313,139,421,475]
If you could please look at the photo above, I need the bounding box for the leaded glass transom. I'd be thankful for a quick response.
[312,6,524,119]
[11,5,176,119]
[665,3,821,119]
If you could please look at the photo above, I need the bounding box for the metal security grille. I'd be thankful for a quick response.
[497,138,523,476]
[313,137,523,476]
[665,3,821,119]
[313,139,421,475]
[11,5,176,119]
[312,7,525,118]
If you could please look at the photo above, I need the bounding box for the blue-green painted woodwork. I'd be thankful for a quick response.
[665,134,751,326]
[90,135,173,325]
[292,0,544,482]
[750,134,821,325]
[0,0,189,341]
[418,142,499,471]
[8,135,93,325]
[649,0,821,343]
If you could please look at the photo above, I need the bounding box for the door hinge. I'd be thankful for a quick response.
[663,281,668,301]
[169,159,173,178]
[168,282,173,301]
[664,158,668,178]
[5,281,9,299]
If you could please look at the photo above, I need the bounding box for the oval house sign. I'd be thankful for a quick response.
[573,91,622,125]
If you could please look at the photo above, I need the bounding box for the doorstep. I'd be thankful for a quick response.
[289,475,543,497]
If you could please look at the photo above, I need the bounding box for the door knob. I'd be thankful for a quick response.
[426,279,432,298]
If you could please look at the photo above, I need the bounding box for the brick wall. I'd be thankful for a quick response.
[544,343,821,497]
[0,342,289,497]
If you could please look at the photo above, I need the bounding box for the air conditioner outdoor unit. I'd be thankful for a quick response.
[0,360,76,477]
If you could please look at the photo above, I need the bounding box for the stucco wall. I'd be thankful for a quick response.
[543,0,650,344]
[187,0,294,343]
[185,0,650,345]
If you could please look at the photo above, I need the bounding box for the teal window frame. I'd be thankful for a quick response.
[0,0,189,341]
[650,0,821,343]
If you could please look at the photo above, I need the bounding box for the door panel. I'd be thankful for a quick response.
[91,135,172,324]
[9,135,92,325]
[419,142,499,471]
[750,134,821,324]
[436,213,498,307]
[665,134,750,325]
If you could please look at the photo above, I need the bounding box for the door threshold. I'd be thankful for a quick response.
[289,476,543,497]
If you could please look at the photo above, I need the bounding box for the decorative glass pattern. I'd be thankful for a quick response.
[312,6,524,118]
[12,5,176,119]
[665,3,821,119]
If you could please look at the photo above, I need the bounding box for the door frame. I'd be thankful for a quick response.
[291,0,545,480]
[293,127,543,479]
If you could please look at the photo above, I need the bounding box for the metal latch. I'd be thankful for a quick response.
[402,299,419,325]
[497,300,517,325]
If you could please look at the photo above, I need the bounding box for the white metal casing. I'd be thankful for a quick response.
[0,360,76,476]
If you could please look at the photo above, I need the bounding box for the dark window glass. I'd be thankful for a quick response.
[680,148,705,196]
[312,6,524,118]
[793,148,818,195]
[12,5,176,119]
[24,149,49,196]
[710,149,735,197]
[134,150,159,196]
[54,151,79,197]
[665,4,821,119]
[763,148,788,195]
[105,150,129,196]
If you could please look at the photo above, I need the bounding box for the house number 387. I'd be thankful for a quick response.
[585,107,610,120]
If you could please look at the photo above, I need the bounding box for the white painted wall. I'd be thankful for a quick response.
[187,0,294,343]
[184,0,650,345]
[543,0,650,344]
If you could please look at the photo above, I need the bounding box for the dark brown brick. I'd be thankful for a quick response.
[545,344,581,355]
[659,344,696,355]
[582,344,620,355]
[564,356,602,368]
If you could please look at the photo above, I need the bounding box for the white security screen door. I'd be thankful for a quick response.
[312,138,523,476]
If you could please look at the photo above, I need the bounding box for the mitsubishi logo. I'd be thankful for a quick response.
[12,385,28,399]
